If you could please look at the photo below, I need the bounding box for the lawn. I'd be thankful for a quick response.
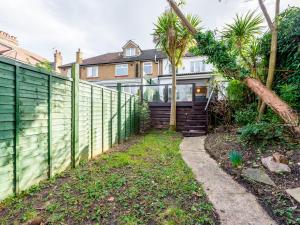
[0,130,218,225]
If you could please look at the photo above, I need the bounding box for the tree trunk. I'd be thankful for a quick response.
[258,0,280,120]
[170,64,177,131]
[245,77,300,136]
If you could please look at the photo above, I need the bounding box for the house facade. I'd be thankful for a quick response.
[60,40,214,97]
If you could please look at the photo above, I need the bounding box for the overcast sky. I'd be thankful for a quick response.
[0,0,299,64]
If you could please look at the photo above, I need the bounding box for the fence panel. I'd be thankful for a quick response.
[78,82,92,162]
[102,89,111,152]
[18,68,49,191]
[111,91,118,146]
[92,86,103,156]
[0,62,15,199]
[0,58,139,201]
[51,77,72,175]
[120,93,126,142]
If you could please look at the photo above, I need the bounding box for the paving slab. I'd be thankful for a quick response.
[286,187,300,204]
[180,136,277,225]
[242,168,276,186]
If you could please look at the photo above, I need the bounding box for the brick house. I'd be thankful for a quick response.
[60,40,164,84]
[59,40,214,98]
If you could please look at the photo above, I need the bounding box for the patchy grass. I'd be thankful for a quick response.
[0,130,218,225]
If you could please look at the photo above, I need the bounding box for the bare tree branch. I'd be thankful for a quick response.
[258,0,274,31]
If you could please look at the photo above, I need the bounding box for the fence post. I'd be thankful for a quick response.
[13,65,20,195]
[192,83,196,102]
[91,85,93,159]
[129,96,132,135]
[117,83,121,144]
[140,85,144,103]
[164,84,168,103]
[110,90,113,148]
[101,88,104,153]
[47,75,52,178]
[71,63,79,168]
[124,94,127,140]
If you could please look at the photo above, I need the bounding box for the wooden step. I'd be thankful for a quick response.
[185,125,206,131]
[182,130,207,137]
[186,120,208,125]
[187,115,207,120]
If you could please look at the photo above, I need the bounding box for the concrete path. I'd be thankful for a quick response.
[180,137,277,225]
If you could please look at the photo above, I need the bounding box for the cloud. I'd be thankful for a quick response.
[0,0,299,64]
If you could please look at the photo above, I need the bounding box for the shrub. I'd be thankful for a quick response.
[238,122,284,146]
[228,150,243,168]
[227,80,247,109]
[234,103,257,126]
[279,84,300,110]
[137,101,150,132]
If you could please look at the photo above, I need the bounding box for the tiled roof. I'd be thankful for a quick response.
[60,49,195,68]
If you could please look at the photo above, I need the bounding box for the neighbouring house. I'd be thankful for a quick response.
[60,40,215,98]
[0,31,49,66]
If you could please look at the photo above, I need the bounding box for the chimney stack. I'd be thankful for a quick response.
[54,50,62,73]
[76,48,83,64]
[0,31,19,46]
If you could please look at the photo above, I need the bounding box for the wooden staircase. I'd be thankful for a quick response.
[182,101,208,137]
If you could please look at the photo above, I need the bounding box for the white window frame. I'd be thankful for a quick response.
[115,64,128,76]
[190,61,202,73]
[125,48,136,57]
[143,62,153,75]
[87,66,98,78]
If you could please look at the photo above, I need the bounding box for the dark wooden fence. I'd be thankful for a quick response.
[0,58,139,201]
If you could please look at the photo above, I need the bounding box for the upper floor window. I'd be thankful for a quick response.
[191,61,206,73]
[125,48,136,57]
[143,62,152,75]
[87,66,98,78]
[191,61,201,73]
[116,64,128,76]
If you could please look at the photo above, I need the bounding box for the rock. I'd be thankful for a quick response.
[242,168,276,186]
[272,152,288,165]
[262,156,291,173]
[107,196,115,202]
[286,187,300,204]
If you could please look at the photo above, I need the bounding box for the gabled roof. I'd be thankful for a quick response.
[60,49,195,68]
[0,42,48,65]
[122,40,141,50]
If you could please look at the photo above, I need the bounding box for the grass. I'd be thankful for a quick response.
[0,130,218,225]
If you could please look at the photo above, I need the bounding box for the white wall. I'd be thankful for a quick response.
[162,56,213,75]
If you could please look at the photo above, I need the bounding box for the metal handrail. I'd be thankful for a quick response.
[205,86,215,111]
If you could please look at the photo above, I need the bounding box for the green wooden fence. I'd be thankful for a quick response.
[0,57,139,201]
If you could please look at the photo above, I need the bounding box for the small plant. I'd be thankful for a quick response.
[234,103,257,126]
[238,122,283,146]
[228,150,243,168]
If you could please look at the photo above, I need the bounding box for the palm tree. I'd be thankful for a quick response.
[153,9,200,131]
[222,11,264,72]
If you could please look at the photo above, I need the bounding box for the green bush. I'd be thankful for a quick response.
[279,84,300,110]
[227,80,247,109]
[238,122,284,146]
[234,104,257,126]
